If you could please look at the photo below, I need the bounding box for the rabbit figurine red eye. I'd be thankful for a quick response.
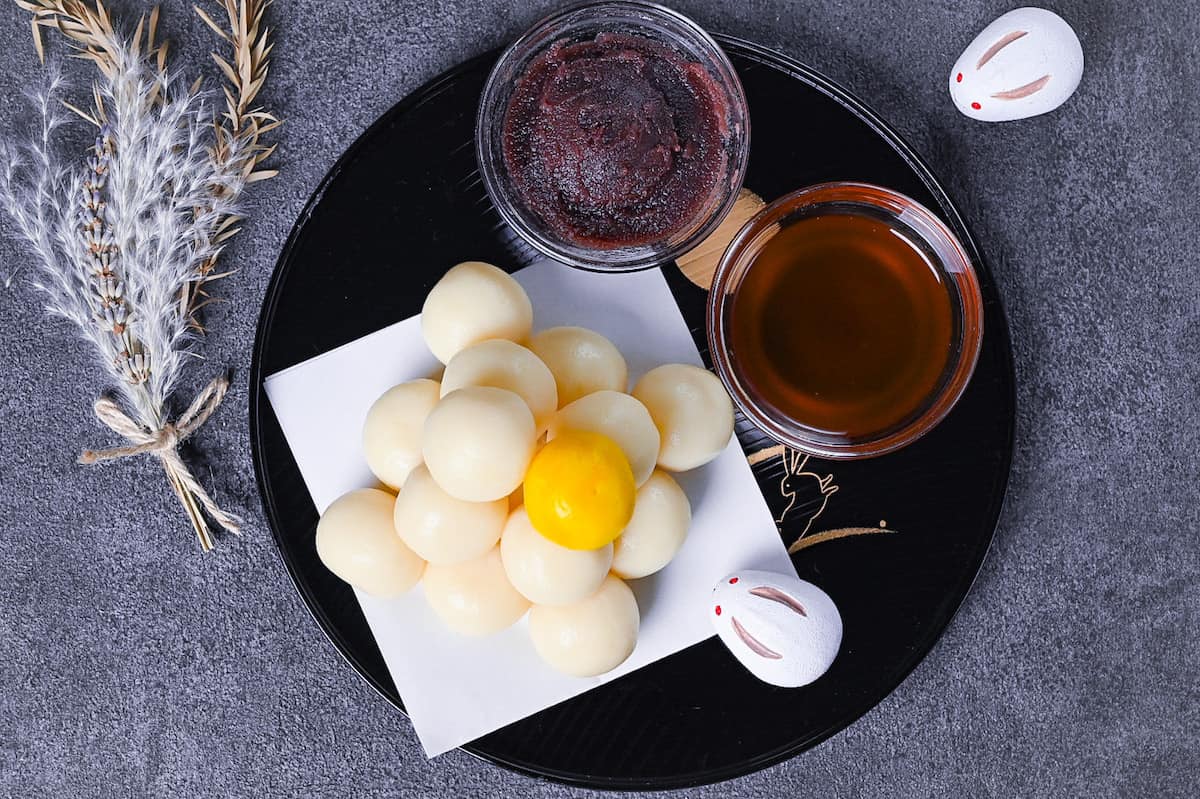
[949,7,1083,122]
[711,570,842,687]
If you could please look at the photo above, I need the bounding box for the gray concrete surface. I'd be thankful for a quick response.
[0,1,1196,796]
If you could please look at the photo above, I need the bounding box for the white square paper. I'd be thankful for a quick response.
[264,260,793,756]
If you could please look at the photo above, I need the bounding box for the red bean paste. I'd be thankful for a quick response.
[502,33,731,249]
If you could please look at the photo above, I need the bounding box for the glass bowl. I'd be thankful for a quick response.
[706,182,984,459]
[476,0,749,272]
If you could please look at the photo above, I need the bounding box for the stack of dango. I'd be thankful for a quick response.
[317,261,734,676]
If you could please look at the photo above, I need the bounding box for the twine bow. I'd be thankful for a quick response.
[78,375,241,551]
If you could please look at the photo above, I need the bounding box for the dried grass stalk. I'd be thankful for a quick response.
[1,1,280,550]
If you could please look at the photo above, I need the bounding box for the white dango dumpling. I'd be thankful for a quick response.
[611,470,691,579]
[632,364,734,472]
[421,261,533,364]
[422,386,536,502]
[440,340,557,432]
[547,390,659,486]
[528,326,628,406]
[500,507,612,606]
[361,379,441,490]
[529,575,640,677]
[316,488,425,597]
[393,465,506,564]
[422,545,530,635]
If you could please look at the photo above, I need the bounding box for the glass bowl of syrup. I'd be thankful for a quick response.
[707,182,984,459]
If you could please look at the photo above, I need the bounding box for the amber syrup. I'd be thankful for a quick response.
[729,211,954,439]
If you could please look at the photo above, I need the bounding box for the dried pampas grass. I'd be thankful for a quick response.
[0,1,279,551]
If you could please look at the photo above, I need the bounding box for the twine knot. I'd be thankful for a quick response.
[79,375,241,548]
[157,423,180,452]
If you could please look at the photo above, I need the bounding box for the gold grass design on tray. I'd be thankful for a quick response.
[1,1,279,551]
[789,524,896,553]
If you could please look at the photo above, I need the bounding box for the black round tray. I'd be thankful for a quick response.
[250,36,1015,791]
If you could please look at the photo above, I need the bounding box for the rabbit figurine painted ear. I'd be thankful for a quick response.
[950,7,1083,122]
[710,570,842,687]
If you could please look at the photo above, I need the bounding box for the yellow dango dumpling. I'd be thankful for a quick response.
[546,390,659,486]
[529,575,640,677]
[632,364,734,471]
[316,488,425,597]
[499,507,612,606]
[393,465,506,564]
[528,326,628,406]
[611,470,691,579]
[522,431,635,551]
[422,545,530,635]
[361,379,441,491]
[422,386,536,502]
[440,340,557,433]
[421,261,532,364]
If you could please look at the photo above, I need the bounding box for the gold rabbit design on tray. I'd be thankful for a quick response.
[745,443,896,554]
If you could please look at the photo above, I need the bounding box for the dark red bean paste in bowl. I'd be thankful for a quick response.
[501,32,732,249]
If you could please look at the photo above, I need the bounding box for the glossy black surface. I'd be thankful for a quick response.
[250,38,1014,790]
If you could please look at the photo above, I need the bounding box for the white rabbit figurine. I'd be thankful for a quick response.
[949,7,1083,122]
[710,570,842,687]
